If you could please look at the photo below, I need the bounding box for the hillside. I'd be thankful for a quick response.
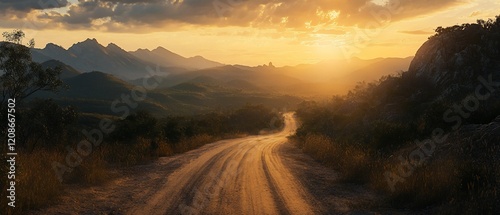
[62,71,135,99]
[186,75,220,85]
[224,79,263,92]
[130,47,223,69]
[267,57,413,96]
[334,57,413,86]
[408,22,500,102]
[40,60,81,79]
[130,65,303,91]
[30,71,171,115]
[28,46,304,116]
[294,16,500,213]
[30,71,301,116]
[31,39,411,98]
[32,39,171,79]
[274,57,410,83]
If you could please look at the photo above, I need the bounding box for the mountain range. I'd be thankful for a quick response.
[31,39,412,89]
[31,38,222,80]
[130,47,223,70]
[31,70,300,117]
[28,38,415,116]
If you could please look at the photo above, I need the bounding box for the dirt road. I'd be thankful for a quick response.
[30,113,383,215]
[127,113,314,214]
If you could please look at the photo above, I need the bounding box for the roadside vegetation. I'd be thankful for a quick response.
[1,101,283,212]
[293,17,500,214]
[0,101,282,212]
[0,30,284,213]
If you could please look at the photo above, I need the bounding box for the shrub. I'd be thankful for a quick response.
[297,134,374,183]
[65,150,109,185]
[173,134,217,154]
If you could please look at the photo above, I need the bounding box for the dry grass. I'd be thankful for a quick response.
[296,133,500,213]
[157,141,175,157]
[0,150,64,212]
[0,149,112,213]
[103,135,216,166]
[300,134,333,163]
[66,150,109,185]
[104,138,157,166]
[173,134,218,154]
[5,133,243,213]
[377,156,461,208]
[298,134,374,183]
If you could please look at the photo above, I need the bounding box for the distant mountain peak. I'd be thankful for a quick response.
[189,55,205,60]
[106,43,126,52]
[68,38,106,55]
[153,46,168,51]
[71,38,101,48]
[152,46,177,55]
[135,48,150,52]
[44,43,64,50]
[107,43,119,48]
[41,59,81,79]
[84,38,98,43]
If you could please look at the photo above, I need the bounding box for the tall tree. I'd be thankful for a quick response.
[0,29,64,106]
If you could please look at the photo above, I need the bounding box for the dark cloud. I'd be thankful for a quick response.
[100,0,163,3]
[3,0,465,31]
[0,0,69,12]
[60,1,114,25]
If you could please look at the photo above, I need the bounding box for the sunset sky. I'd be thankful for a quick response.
[1,0,499,66]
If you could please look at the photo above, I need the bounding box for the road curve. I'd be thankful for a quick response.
[127,113,315,215]
[28,113,393,215]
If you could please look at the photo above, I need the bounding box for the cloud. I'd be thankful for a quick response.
[1,0,466,32]
[314,29,346,35]
[368,42,401,47]
[0,0,69,12]
[469,11,484,17]
[398,30,434,35]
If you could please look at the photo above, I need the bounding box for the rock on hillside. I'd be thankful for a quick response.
[408,17,500,96]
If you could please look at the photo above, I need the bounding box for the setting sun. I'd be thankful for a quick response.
[1,0,498,67]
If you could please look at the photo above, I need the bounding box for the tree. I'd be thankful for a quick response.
[20,99,78,150]
[0,29,64,106]
[111,110,159,142]
[2,30,25,44]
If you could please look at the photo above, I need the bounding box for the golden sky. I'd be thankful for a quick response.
[1,0,499,66]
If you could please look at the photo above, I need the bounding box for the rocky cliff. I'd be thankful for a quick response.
[407,17,500,101]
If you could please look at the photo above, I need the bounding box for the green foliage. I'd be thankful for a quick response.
[296,76,415,150]
[228,104,282,134]
[433,16,500,38]
[161,116,187,143]
[2,29,26,45]
[19,99,78,149]
[111,110,159,142]
[111,105,282,145]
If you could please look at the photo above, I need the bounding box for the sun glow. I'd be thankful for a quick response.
[0,0,497,66]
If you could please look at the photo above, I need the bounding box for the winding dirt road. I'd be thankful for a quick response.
[127,113,314,215]
[30,113,387,215]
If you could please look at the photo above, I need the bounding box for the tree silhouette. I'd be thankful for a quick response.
[0,29,64,106]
